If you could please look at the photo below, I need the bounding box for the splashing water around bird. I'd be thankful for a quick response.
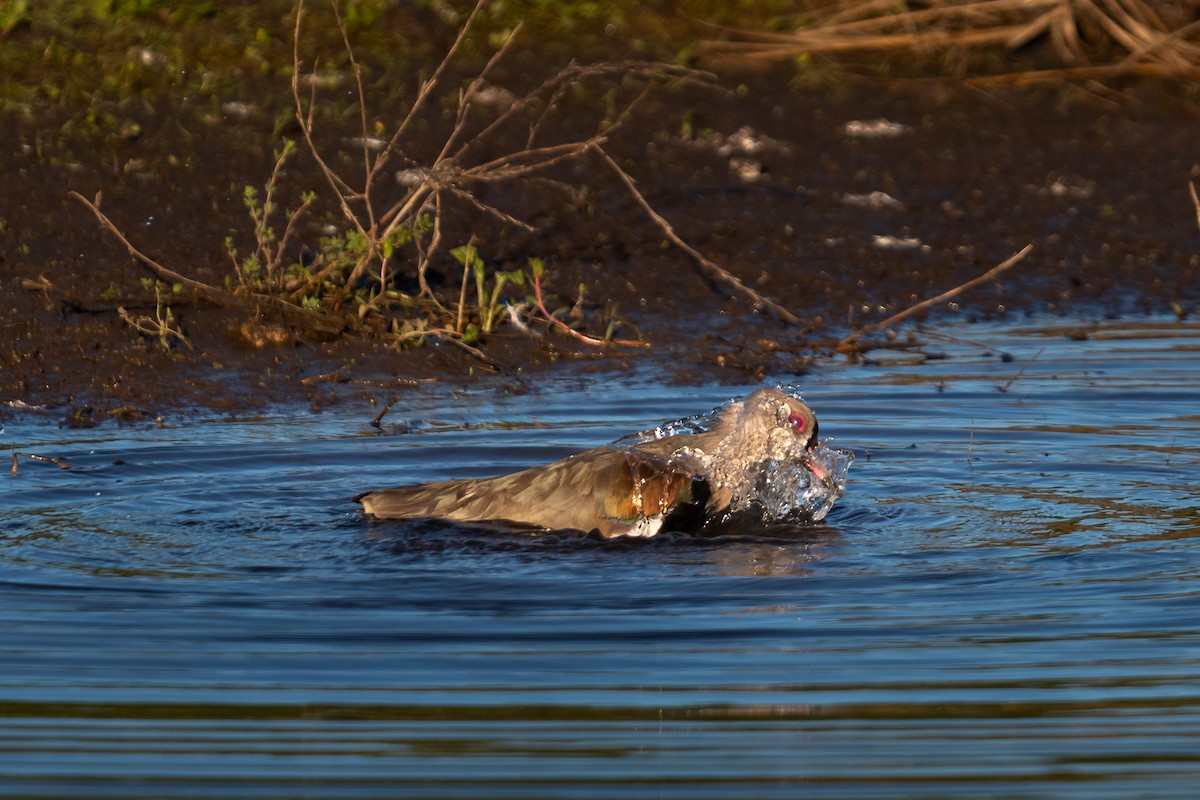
[358,387,851,537]
[617,390,854,526]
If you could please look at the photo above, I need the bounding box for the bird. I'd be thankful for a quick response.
[356,387,830,538]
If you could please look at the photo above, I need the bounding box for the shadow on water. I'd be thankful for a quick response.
[2,316,1200,798]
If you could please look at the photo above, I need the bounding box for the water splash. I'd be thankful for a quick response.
[616,389,854,527]
[616,407,717,444]
[735,444,855,524]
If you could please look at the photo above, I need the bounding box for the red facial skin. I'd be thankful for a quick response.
[789,410,830,482]
[788,412,808,436]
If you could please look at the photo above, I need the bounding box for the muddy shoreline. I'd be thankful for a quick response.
[4,7,1199,424]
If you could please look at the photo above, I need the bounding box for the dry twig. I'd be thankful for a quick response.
[594,147,803,325]
[11,451,71,476]
[699,0,1200,83]
[531,271,648,348]
[998,345,1044,392]
[392,326,501,370]
[839,244,1033,347]
[70,191,345,337]
[1190,180,1200,233]
[73,0,778,358]
[290,0,717,346]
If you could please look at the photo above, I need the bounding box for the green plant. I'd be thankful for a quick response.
[118,278,192,351]
[224,139,315,295]
[286,0,719,336]
[76,0,759,361]
[451,244,527,340]
[0,0,28,36]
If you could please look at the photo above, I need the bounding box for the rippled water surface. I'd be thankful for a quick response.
[3,317,1199,798]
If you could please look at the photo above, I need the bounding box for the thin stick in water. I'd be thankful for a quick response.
[998,346,1044,393]
[840,244,1033,347]
[12,451,72,476]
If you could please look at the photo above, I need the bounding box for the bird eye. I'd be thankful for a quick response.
[788,412,807,433]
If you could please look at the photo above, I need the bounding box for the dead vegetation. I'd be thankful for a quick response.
[838,244,1032,348]
[700,0,1200,85]
[65,0,1050,373]
[10,450,71,476]
[73,0,810,364]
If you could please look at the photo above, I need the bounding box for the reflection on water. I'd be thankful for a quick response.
[2,316,1200,798]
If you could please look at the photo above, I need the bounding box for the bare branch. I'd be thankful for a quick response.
[292,0,365,231]
[1190,180,1200,232]
[594,146,804,325]
[331,0,377,231]
[464,138,605,180]
[696,0,1200,80]
[839,244,1034,347]
[432,23,524,167]
[532,272,648,348]
[441,183,536,232]
[392,325,500,371]
[378,183,432,242]
[369,0,491,185]
[12,451,71,477]
[414,191,448,310]
[70,191,345,337]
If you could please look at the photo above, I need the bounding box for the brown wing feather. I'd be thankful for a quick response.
[357,389,816,535]
[357,446,701,536]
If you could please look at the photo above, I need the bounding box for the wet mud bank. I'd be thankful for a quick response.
[3,11,1199,422]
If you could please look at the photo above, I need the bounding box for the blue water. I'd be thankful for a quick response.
[2,317,1199,798]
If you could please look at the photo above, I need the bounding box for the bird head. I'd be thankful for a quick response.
[736,388,819,451]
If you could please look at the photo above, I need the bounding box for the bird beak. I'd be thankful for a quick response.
[801,452,832,485]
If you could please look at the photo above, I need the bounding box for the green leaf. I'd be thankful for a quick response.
[391,226,413,247]
[451,244,482,271]
[497,269,525,286]
[414,213,433,237]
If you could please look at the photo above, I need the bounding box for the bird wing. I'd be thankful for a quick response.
[630,433,732,519]
[357,446,702,536]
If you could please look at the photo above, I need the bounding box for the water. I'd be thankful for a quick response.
[614,389,855,527]
[2,316,1199,798]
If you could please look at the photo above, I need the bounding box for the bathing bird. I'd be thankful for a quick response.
[356,388,823,537]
